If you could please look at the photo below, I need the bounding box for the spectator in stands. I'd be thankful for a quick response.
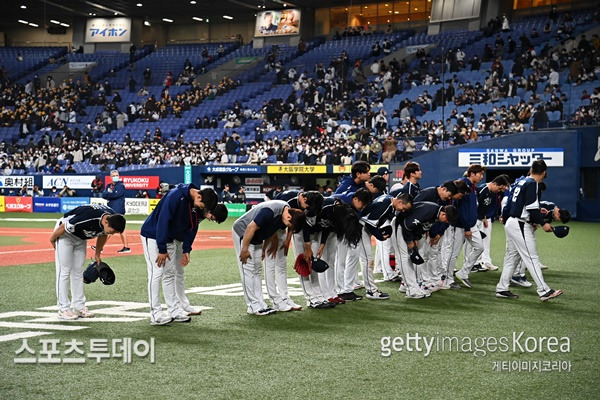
[297,39,307,55]
[31,184,44,197]
[501,14,510,32]
[128,76,136,93]
[59,185,76,197]
[129,43,136,66]
[91,176,104,197]
[143,67,152,86]
[17,185,30,196]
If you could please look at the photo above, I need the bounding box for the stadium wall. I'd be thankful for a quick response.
[390,130,583,220]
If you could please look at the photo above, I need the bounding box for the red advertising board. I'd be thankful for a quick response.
[105,176,160,190]
[4,196,33,212]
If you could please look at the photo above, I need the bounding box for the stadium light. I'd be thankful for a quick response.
[28,23,39,27]
[60,23,70,27]
[50,20,61,24]
[192,17,203,22]
[223,15,233,20]
[162,18,173,23]
[18,19,28,24]
[20,5,26,9]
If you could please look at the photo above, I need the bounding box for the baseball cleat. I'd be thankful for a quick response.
[183,306,203,316]
[338,292,362,301]
[540,264,549,270]
[285,299,303,311]
[58,309,78,320]
[275,303,293,312]
[309,301,335,309]
[354,281,364,290]
[510,275,533,288]
[328,296,346,305]
[254,308,277,316]
[405,290,431,299]
[455,272,472,288]
[540,289,563,302]
[484,263,499,271]
[173,314,192,323]
[74,308,95,318]
[366,290,390,300]
[398,282,407,293]
[496,291,518,299]
[449,282,462,290]
[150,315,173,326]
[117,247,131,253]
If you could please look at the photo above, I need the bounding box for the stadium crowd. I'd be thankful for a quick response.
[1,7,600,175]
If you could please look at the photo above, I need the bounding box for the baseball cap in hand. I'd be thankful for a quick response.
[552,225,569,238]
[83,262,100,284]
[97,262,116,285]
[311,258,329,273]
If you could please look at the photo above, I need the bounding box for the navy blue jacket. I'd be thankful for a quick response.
[102,180,126,214]
[454,177,478,231]
[141,183,200,254]
[335,175,363,194]
[400,201,442,242]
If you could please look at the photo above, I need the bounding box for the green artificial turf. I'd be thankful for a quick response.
[0,218,599,399]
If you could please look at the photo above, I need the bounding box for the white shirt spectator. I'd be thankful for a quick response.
[549,69,559,86]
[370,62,380,75]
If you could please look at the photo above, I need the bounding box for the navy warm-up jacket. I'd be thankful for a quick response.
[141,183,200,254]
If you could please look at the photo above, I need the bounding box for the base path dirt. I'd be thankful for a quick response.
[0,228,234,267]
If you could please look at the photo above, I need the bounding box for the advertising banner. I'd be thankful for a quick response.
[267,165,326,174]
[4,196,33,213]
[199,165,264,174]
[43,176,96,190]
[225,203,247,217]
[33,197,61,213]
[125,198,150,215]
[104,176,160,190]
[85,18,131,43]
[60,198,90,213]
[0,196,5,212]
[90,198,108,206]
[458,148,564,168]
[149,199,161,213]
[0,176,35,189]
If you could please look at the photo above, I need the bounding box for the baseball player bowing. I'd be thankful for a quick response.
[466,175,510,272]
[141,184,218,325]
[358,192,413,300]
[49,204,126,320]
[412,181,458,290]
[495,160,563,301]
[442,164,486,289]
[392,202,458,299]
[174,204,229,316]
[331,188,373,302]
[509,199,570,288]
[312,197,363,304]
[272,190,325,309]
[233,200,305,316]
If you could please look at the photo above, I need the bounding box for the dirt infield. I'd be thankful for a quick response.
[0,228,234,267]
